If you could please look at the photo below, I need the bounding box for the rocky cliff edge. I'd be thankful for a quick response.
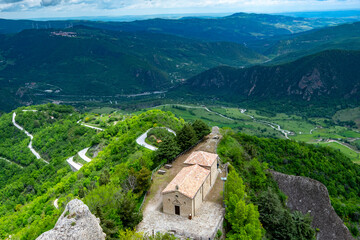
[36,199,106,240]
[271,170,354,240]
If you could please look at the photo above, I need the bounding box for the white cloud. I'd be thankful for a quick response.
[0,0,359,18]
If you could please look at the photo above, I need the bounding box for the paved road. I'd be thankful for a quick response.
[136,128,176,151]
[53,198,59,209]
[66,156,82,171]
[66,147,92,171]
[77,120,104,131]
[151,104,234,122]
[78,147,91,162]
[12,112,49,164]
[310,127,318,134]
[81,123,104,131]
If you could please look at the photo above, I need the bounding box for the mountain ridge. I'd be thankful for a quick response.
[171,49,360,104]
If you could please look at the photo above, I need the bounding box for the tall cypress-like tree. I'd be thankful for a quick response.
[176,123,198,151]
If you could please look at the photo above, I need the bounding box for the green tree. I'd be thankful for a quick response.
[155,136,181,163]
[116,191,142,229]
[176,123,197,151]
[192,119,211,140]
[99,169,110,186]
[256,188,315,240]
[225,169,263,240]
[135,167,151,195]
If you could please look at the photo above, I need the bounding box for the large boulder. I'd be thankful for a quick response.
[36,199,106,240]
[271,170,354,240]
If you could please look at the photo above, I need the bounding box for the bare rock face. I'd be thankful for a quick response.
[271,170,354,240]
[36,199,106,240]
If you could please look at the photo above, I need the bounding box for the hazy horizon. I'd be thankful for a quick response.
[0,0,359,20]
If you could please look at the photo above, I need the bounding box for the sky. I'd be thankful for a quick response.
[0,0,359,19]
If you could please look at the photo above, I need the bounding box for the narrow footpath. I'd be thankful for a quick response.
[0,157,24,168]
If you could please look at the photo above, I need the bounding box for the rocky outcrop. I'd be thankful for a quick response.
[271,170,354,240]
[182,50,360,103]
[36,199,106,240]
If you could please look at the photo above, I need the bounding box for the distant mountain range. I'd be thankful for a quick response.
[0,12,359,111]
[0,26,264,111]
[171,50,360,105]
[0,12,356,42]
[258,21,360,64]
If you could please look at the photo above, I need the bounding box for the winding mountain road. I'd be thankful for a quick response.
[66,155,82,171]
[77,120,104,131]
[66,147,93,171]
[310,127,318,134]
[12,112,49,164]
[136,127,176,151]
[78,147,91,162]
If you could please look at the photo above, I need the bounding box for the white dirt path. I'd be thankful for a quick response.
[327,140,360,153]
[0,157,24,168]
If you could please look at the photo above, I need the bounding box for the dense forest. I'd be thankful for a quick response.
[220,131,360,237]
[218,132,316,239]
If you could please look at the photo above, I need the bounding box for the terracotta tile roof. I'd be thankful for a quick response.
[183,151,218,167]
[162,164,210,199]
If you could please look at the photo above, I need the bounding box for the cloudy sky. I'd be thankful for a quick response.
[0,0,359,19]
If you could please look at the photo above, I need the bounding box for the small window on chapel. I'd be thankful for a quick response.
[175,195,178,198]
[184,202,186,205]
[168,199,170,202]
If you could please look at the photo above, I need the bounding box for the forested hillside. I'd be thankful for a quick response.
[218,132,316,239]
[224,132,360,237]
[0,107,186,239]
[173,50,360,107]
[260,21,360,63]
[0,104,96,227]
[0,26,266,112]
